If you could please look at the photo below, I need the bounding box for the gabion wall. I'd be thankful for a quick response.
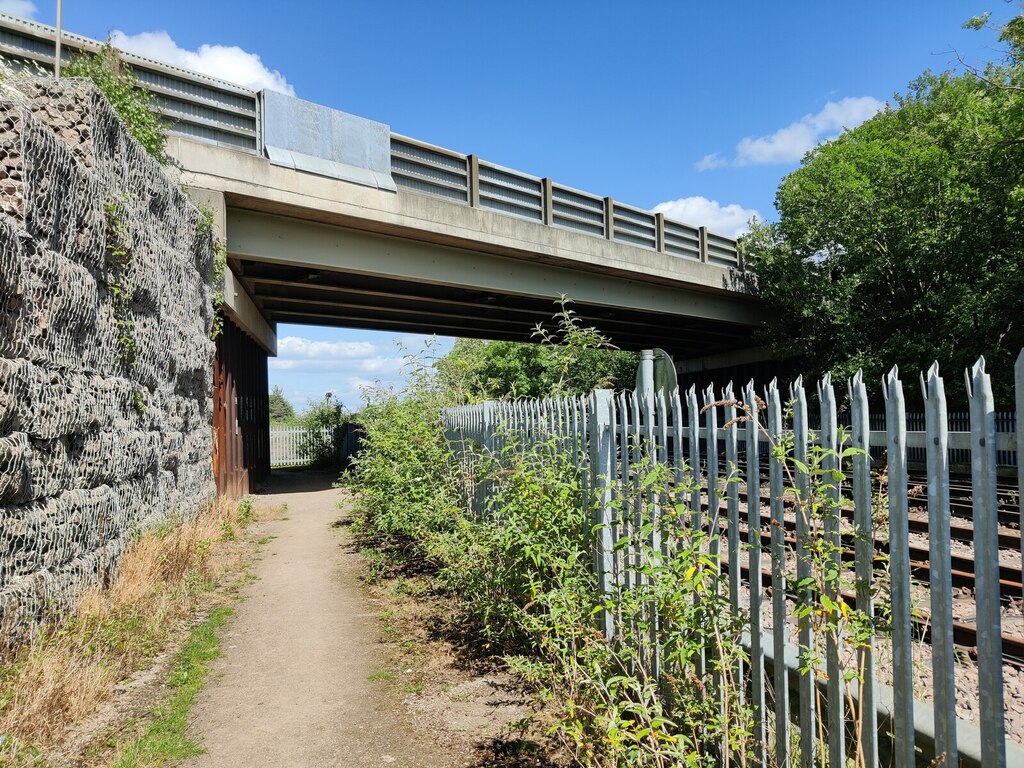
[0,79,216,640]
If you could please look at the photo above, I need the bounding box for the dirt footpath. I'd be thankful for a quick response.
[184,470,451,768]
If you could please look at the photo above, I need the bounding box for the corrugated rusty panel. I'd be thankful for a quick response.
[213,314,269,497]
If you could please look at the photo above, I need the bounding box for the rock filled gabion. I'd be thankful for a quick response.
[0,79,216,641]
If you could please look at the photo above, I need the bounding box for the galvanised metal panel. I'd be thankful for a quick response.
[613,203,656,249]
[170,121,257,151]
[150,94,257,135]
[663,219,702,260]
[478,162,542,221]
[133,67,257,114]
[390,136,469,203]
[0,25,55,58]
[707,231,740,267]
[262,90,395,189]
[0,13,259,151]
[552,184,605,236]
[0,15,260,151]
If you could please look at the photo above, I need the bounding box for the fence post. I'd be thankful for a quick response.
[923,363,958,768]
[884,366,915,768]
[542,177,554,225]
[685,384,705,679]
[967,358,1007,768]
[791,376,817,768]
[468,154,480,207]
[1017,350,1023,587]
[618,391,634,593]
[478,400,496,519]
[818,373,845,768]
[722,383,741,616]
[743,379,766,766]
[849,371,878,768]
[765,378,790,767]
[589,389,615,641]
[638,349,655,404]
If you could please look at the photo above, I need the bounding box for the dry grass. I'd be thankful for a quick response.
[0,495,271,759]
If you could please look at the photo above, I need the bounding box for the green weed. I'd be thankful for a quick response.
[112,607,232,767]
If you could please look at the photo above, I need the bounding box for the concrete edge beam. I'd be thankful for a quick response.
[184,186,277,356]
[225,208,763,328]
[168,137,755,300]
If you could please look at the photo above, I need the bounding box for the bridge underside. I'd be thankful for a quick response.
[225,206,759,357]
[232,258,756,355]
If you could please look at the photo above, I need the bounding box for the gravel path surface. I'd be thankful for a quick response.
[183,470,453,768]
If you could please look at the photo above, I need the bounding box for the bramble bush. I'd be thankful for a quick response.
[346,325,754,766]
[295,396,348,468]
[347,305,882,766]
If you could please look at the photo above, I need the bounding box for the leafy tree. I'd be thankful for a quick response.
[64,43,168,162]
[741,10,1024,401]
[297,395,348,467]
[438,299,640,401]
[268,385,296,423]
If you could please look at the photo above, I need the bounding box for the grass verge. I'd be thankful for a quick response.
[0,495,275,765]
[111,606,232,767]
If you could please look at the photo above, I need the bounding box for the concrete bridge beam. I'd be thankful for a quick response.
[186,187,277,356]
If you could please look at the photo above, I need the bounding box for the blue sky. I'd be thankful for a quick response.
[4,1,1015,411]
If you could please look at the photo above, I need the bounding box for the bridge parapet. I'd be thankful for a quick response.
[0,12,743,272]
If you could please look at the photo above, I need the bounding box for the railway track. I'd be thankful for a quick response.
[671,469,1024,665]
[728,557,1024,667]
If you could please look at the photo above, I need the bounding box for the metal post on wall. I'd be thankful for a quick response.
[54,0,63,79]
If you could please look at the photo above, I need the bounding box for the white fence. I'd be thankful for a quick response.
[269,426,332,468]
[443,350,1024,768]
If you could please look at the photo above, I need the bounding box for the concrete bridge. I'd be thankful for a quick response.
[0,13,771,493]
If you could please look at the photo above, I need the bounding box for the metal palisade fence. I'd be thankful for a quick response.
[442,350,1024,768]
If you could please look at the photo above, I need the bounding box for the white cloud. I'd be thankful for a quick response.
[346,376,377,392]
[269,356,405,374]
[276,336,376,359]
[109,29,295,94]
[268,333,455,412]
[270,336,405,375]
[0,1,37,18]
[694,152,727,172]
[698,96,884,169]
[652,196,761,238]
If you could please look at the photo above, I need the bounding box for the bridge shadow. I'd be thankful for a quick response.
[463,738,567,767]
[256,467,342,495]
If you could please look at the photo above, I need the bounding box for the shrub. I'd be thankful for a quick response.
[64,43,168,162]
[296,396,348,468]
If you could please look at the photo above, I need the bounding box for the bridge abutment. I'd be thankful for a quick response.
[0,80,216,637]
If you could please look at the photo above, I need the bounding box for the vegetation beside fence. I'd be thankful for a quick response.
[347,327,760,766]
[349,322,1024,767]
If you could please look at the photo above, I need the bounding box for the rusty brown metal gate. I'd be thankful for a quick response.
[213,314,270,497]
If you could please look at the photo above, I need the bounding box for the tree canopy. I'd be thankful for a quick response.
[436,299,639,401]
[268,385,296,423]
[741,9,1024,401]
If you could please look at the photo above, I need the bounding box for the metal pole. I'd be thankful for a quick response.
[638,349,655,406]
[55,0,63,79]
